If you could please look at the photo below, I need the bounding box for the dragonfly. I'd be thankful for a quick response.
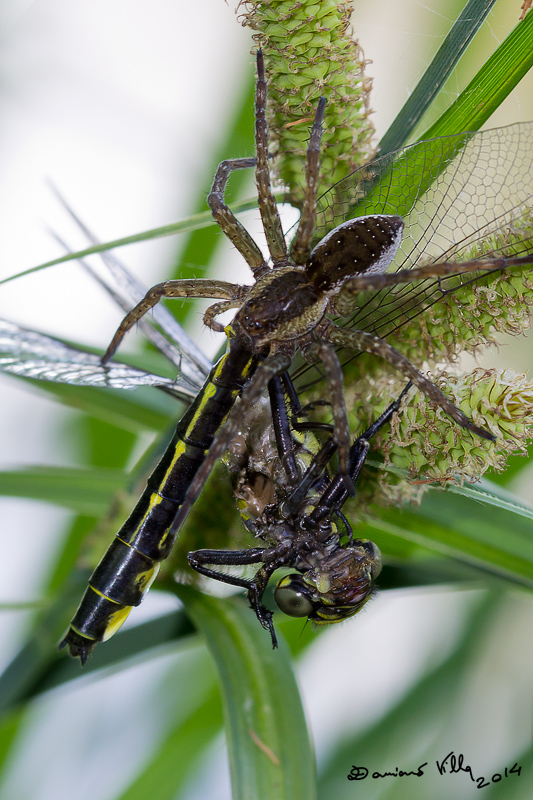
[2,53,533,662]
[189,374,413,646]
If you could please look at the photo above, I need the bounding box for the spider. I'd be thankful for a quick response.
[102,49,505,543]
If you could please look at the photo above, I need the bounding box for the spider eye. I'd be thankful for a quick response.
[274,574,315,618]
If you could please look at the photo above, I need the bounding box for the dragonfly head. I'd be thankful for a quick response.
[273,539,382,623]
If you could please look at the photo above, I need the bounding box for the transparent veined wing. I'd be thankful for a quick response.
[0,208,212,399]
[48,189,212,386]
[0,319,200,398]
[316,123,533,263]
[292,123,533,387]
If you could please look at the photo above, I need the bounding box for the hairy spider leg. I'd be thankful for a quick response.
[102,279,245,363]
[254,49,287,264]
[325,325,494,440]
[340,253,533,295]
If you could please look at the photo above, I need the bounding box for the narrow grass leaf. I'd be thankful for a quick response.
[176,585,316,800]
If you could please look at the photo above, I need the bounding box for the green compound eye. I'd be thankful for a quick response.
[361,540,383,580]
[274,574,315,618]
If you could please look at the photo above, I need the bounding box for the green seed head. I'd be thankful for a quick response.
[240,0,375,202]
[343,367,533,510]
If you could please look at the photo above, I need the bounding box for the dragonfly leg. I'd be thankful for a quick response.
[282,381,402,520]
[281,373,334,434]
[335,509,354,546]
[187,548,279,647]
[102,278,241,362]
[268,375,302,487]
[352,379,413,446]
[326,324,495,441]
[308,381,414,525]
[188,546,266,590]
[281,435,338,517]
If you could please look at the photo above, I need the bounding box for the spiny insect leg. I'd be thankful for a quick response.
[268,376,302,486]
[187,549,278,646]
[290,96,327,265]
[207,156,267,277]
[310,381,413,524]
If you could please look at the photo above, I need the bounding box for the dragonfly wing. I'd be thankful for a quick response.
[49,187,212,384]
[292,124,533,387]
[0,318,200,397]
[83,247,211,384]
[315,123,533,268]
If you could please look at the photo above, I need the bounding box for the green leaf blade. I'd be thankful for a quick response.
[376,480,533,587]
[176,586,316,800]
[420,9,533,140]
[0,466,125,514]
[379,0,498,154]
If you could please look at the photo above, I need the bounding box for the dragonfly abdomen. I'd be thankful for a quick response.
[61,339,258,663]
